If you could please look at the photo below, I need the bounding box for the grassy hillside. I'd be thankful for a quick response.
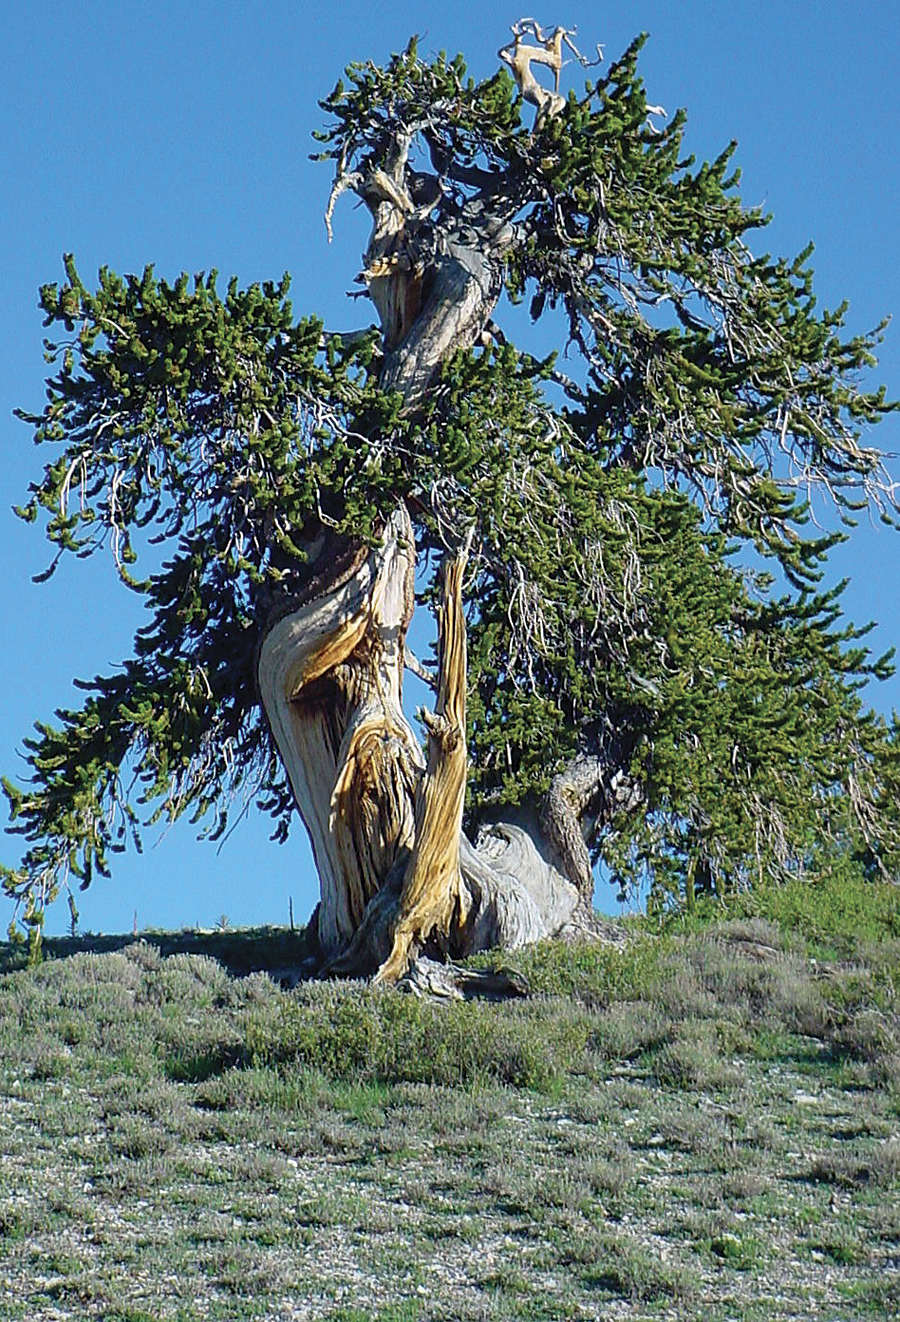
[0,878,898,1321]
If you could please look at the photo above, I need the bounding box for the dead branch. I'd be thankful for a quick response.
[499,18,601,121]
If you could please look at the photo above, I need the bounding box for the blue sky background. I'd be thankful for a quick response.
[2,1,898,937]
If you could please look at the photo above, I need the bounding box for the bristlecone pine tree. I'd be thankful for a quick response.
[5,21,900,979]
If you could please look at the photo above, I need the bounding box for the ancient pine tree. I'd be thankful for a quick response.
[5,21,900,977]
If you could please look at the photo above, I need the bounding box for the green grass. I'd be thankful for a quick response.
[662,864,900,958]
[0,888,898,1320]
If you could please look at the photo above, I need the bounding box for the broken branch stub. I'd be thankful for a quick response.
[499,19,600,122]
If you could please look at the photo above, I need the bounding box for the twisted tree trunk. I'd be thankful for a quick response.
[257,508,421,957]
[257,508,595,983]
[257,91,621,984]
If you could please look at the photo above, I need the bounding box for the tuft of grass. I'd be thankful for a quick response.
[708,1230,761,1271]
[101,1310,161,1322]
[575,1230,697,1302]
[808,1230,868,1267]
[806,1140,900,1189]
[836,1273,900,1316]
[0,1206,43,1242]
[831,1008,899,1063]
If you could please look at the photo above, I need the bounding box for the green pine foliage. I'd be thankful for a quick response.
[5,34,900,942]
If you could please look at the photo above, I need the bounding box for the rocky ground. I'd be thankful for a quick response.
[0,908,898,1320]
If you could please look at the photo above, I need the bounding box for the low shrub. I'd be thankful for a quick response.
[471,934,668,1007]
[242,982,592,1091]
[647,1020,733,1091]
[589,999,669,1060]
[666,866,900,959]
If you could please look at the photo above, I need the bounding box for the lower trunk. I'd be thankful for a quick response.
[257,510,594,983]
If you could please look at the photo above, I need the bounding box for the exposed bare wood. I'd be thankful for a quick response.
[499,19,600,123]
[256,502,596,981]
[257,508,423,953]
[325,85,516,411]
[375,544,472,984]
[461,826,579,950]
[379,232,513,411]
[360,167,423,350]
[398,955,530,999]
[404,645,437,692]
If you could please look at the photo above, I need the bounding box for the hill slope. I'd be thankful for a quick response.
[1,884,898,1320]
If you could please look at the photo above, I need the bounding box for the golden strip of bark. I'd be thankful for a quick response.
[375,549,470,984]
[330,715,420,925]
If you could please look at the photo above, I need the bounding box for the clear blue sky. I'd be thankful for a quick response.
[2,1,898,937]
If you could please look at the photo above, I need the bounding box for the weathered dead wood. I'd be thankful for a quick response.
[331,99,516,412]
[257,507,423,953]
[360,167,422,351]
[375,544,471,984]
[498,19,599,123]
[398,955,529,1000]
[379,233,512,412]
[256,507,592,981]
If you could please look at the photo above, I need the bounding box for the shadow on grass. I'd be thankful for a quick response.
[165,1041,252,1084]
[0,923,316,979]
